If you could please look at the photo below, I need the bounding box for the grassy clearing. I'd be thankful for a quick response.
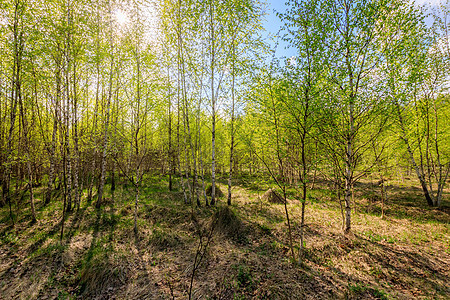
[0,175,449,299]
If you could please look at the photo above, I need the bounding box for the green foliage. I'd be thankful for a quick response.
[0,231,18,246]
[347,283,389,300]
[362,227,400,244]
[257,223,272,235]
[235,265,253,289]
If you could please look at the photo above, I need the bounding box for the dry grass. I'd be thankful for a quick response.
[261,188,284,204]
[0,177,448,299]
[206,184,224,197]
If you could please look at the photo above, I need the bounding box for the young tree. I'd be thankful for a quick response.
[382,1,449,207]
[312,0,399,234]
[279,0,324,263]
[96,0,115,209]
[2,0,26,224]
[225,0,264,206]
[246,65,298,265]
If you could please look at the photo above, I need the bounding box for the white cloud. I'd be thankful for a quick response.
[414,0,442,6]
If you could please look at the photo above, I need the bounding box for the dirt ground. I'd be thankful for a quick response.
[0,176,449,299]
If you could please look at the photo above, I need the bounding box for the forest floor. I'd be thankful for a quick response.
[0,175,449,299]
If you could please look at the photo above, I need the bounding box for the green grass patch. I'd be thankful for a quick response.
[362,230,397,244]
[347,283,388,300]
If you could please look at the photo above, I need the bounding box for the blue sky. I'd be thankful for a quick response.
[263,0,297,60]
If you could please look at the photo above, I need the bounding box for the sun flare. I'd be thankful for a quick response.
[114,10,128,26]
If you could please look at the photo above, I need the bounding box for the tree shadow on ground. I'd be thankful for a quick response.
[353,180,450,224]
[355,234,450,298]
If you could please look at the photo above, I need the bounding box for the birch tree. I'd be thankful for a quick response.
[316,0,397,234]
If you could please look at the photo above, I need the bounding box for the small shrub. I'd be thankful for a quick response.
[261,189,284,204]
[372,288,389,300]
[213,206,248,244]
[206,184,224,197]
[270,240,283,251]
[149,227,182,250]
[307,194,319,203]
[348,282,367,294]
[78,251,129,299]
[258,223,272,235]
[348,283,388,300]
[119,204,132,216]
[236,265,252,289]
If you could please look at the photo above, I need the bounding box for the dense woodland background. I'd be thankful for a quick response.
[0,0,449,299]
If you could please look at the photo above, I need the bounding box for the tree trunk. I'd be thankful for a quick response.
[97,1,114,208]
[3,0,24,225]
[26,159,36,223]
[64,61,73,212]
[72,58,80,210]
[344,112,353,234]
[46,90,58,204]
[395,102,434,206]
[210,0,216,206]
[18,62,37,223]
[196,92,208,206]
[60,145,67,241]
[88,5,101,203]
[380,175,386,219]
[227,39,235,206]
[167,67,173,191]
[134,172,140,234]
